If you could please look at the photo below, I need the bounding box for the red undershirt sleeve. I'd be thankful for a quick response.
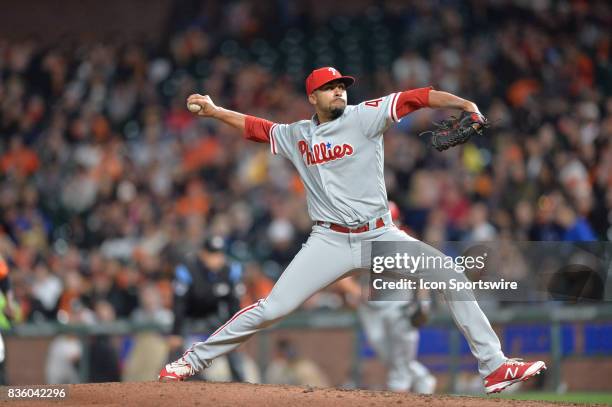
[243,115,276,143]
[395,86,433,119]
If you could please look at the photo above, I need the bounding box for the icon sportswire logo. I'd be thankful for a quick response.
[298,140,354,166]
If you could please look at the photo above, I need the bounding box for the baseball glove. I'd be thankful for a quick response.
[410,305,429,328]
[420,111,489,151]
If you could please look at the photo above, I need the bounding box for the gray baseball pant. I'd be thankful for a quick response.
[358,303,436,393]
[183,224,506,378]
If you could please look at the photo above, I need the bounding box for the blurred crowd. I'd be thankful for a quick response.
[0,0,610,335]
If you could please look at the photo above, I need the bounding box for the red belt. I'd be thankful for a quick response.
[316,218,386,233]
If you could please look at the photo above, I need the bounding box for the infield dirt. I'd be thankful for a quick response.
[1,382,603,406]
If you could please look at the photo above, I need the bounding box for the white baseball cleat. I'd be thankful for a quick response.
[158,357,197,381]
[483,358,546,394]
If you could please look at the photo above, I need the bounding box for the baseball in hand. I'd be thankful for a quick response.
[188,103,202,113]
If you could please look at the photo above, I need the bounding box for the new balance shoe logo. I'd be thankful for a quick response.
[504,367,519,379]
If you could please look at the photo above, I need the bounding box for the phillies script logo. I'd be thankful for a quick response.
[298,140,354,166]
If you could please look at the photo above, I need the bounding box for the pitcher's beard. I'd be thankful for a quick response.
[329,105,345,120]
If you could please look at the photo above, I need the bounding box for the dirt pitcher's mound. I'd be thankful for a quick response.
[1,382,596,406]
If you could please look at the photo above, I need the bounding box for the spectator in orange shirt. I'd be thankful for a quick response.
[175,179,210,217]
[240,262,274,309]
[0,138,39,177]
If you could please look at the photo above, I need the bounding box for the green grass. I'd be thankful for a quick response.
[490,392,612,405]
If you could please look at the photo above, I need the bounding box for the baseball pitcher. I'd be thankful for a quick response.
[159,67,546,394]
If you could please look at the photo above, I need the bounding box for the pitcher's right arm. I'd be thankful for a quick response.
[186,93,276,144]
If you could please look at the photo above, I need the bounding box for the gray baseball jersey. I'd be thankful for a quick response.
[269,93,400,227]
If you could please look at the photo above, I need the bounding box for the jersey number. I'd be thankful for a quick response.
[365,98,383,108]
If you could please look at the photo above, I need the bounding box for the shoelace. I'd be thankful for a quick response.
[169,358,196,375]
[505,358,525,366]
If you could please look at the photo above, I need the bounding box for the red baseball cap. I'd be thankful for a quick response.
[305,67,355,95]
